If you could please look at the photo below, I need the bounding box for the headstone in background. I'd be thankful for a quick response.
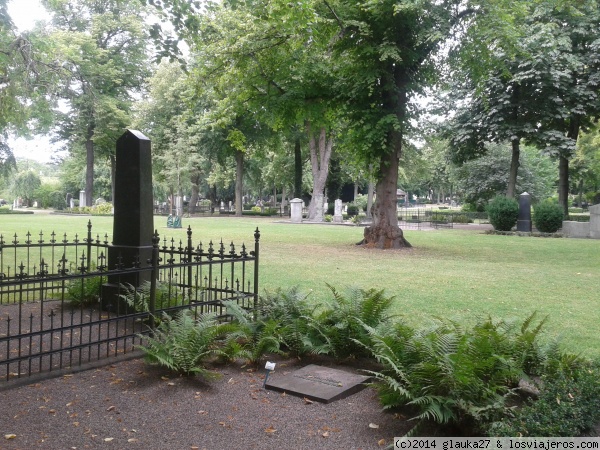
[334,199,343,223]
[517,192,532,232]
[290,198,303,223]
[590,203,600,239]
[79,190,86,209]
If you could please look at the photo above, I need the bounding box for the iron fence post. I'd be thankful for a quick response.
[86,220,92,270]
[187,226,193,301]
[253,227,260,319]
[149,230,160,328]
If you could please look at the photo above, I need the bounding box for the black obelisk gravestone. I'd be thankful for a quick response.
[101,130,154,311]
[517,192,532,232]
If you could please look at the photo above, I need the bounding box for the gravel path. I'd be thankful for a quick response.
[0,356,412,450]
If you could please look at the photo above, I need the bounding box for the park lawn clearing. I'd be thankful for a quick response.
[1,214,599,358]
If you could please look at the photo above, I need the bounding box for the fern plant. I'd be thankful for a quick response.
[362,313,562,435]
[119,279,186,314]
[137,311,233,377]
[257,287,329,357]
[312,284,395,359]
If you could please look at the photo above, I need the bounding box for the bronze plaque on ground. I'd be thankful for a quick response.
[264,364,371,403]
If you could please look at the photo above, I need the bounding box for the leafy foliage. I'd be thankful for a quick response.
[533,200,564,233]
[312,285,395,359]
[66,274,103,307]
[489,363,600,437]
[220,300,287,364]
[362,313,572,434]
[487,196,519,231]
[137,311,231,377]
[119,280,186,314]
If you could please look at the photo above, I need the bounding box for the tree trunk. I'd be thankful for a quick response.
[85,125,94,207]
[109,154,116,203]
[306,122,333,221]
[235,150,243,217]
[366,172,374,219]
[507,138,520,198]
[558,154,569,216]
[294,137,302,198]
[362,145,411,248]
[353,183,359,202]
[189,171,201,215]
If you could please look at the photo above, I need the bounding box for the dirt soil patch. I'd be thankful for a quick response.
[0,355,413,450]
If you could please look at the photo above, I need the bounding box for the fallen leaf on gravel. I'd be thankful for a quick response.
[304,397,314,404]
[322,431,330,438]
[48,409,56,414]
[218,422,227,427]
[167,382,175,386]
[4,434,16,440]
[197,410,208,415]
[264,426,277,434]
[161,376,169,381]
[104,437,114,442]
[106,406,116,411]
[128,438,138,443]
[369,423,380,429]
[378,438,386,446]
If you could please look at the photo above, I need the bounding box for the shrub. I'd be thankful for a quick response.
[363,313,566,435]
[311,285,395,359]
[138,311,231,377]
[66,275,103,307]
[533,200,564,233]
[346,204,359,217]
[92,202,113,215]
[251,206,262,213]
[353,194,368,212]
[324,214,333,222]
[487,196,519,231]
[488,362,600,436]
[119,280,186,314]
[218,287,332,363]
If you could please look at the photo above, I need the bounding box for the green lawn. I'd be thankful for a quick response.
[2,213,599,358]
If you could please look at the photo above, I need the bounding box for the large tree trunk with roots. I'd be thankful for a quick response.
[235,150,243,217]
[306,123,333,221]
[361,135,411,249]
[507,138,520,198]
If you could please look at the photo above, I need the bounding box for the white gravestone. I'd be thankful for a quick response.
[334,199,343,223]
[290,198,303,223]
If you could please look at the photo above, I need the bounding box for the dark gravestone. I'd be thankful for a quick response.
[265,364,371,403]
[101,130,154,311]
[517,192,532,232]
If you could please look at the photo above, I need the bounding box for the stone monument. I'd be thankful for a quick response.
[290,198,303,223]
[590,204,600,239]
[101,130,154,311]
[334,199,343,223]
[517,192,532,232]
[265,364,371,403]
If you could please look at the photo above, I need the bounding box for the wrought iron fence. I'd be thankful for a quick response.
[0,221,259,385]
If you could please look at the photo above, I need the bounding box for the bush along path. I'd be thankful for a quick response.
[131,285,600,437]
